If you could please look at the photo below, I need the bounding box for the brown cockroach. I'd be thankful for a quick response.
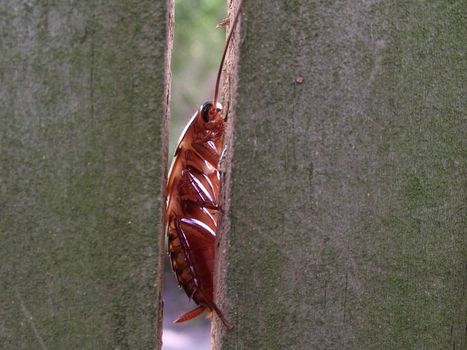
[165,2,244,329]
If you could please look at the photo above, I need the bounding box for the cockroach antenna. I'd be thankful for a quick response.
[211,0,245,113]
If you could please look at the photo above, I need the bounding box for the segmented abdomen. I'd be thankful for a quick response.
[165,110,223,312]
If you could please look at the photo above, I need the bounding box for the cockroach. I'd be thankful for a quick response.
[165,2,244,329]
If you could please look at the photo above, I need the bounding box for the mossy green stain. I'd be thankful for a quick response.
[221,0,465,349]
[359,0,466,348]
[0,0,166,348]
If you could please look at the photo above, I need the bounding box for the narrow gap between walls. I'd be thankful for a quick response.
[162,1,226,350]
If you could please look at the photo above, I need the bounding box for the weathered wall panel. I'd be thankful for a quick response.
[0,1,172,348]
[215,1,466,349]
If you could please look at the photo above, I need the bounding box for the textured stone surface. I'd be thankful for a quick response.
[0,1,172,348]
[214,0,466,349]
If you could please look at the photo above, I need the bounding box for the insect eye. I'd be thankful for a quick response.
[201,102,222,122]
[201,102,212,122]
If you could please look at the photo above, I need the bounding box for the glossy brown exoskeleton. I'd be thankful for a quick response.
[165,1,244,329]
[166,101,229,327]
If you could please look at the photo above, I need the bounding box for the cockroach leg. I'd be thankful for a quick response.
[216,17,229,28]
[205,299,233,329]
[189,287,198,300]
[196,289,234,329]
[218,146,228,174]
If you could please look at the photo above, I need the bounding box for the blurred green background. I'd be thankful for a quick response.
[169,0,226,157]
[164,1,225,349]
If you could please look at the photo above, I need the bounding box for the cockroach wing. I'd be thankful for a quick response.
[175,214,216,293]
